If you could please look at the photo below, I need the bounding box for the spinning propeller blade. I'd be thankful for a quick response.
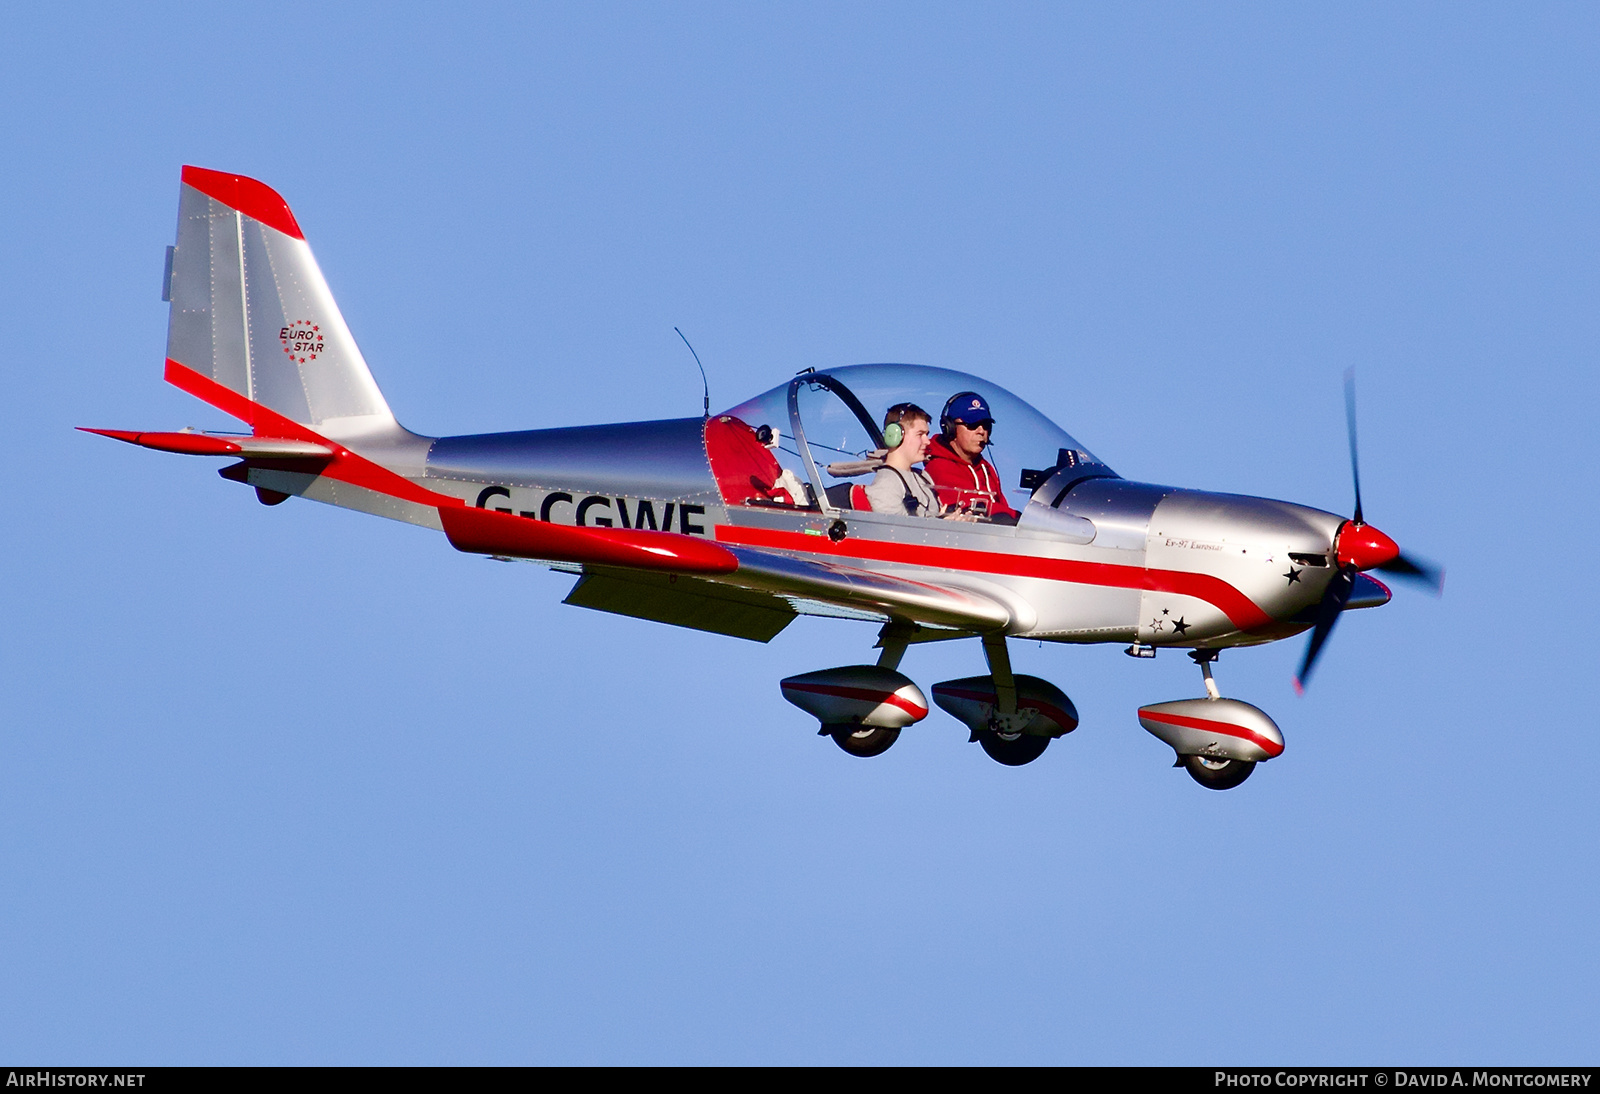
[1376,552,1445,595]
[1294,568,1355,694]
[1296,372,1444,691]
[1344,369,1363,526]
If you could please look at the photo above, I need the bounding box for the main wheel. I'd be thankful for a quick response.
[1183,754,1256,790]
[976,730,1050,766]
[828,724,900,758]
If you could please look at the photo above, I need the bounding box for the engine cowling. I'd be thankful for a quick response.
[780,666,929,730]
[931,675,1079,738]
[1137,698,1284,763]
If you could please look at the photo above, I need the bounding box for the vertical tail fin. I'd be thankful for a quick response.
[164,167,399,440]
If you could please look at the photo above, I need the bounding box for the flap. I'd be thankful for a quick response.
[564,571,795,642]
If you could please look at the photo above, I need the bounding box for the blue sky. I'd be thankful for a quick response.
[2,3,1596,1064]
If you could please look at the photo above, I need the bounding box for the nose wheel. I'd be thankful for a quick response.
[1169,650,1263,790]
[1183,753,1256,790]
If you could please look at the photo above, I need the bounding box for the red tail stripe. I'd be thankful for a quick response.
[781,682,928,719]
[180,166,304,240]
[716,524,1274,631]
[165,358,746,575]
[1139,709,1284,757]
[164,359,462,509]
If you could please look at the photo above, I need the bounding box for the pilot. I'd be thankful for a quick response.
[863,404,973,520]
[924,391,1020,524]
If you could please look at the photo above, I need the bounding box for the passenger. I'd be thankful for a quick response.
[924,391,1020,524]
[863,403,973,519]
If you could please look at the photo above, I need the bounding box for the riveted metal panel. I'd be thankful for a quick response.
[164,184,396,431]
[1140,490,1346,645]
[240,218,392,425]
[427,418,721,504]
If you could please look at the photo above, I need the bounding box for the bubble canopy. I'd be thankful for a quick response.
[719,363,1115,501]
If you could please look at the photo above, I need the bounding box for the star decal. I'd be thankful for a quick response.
[1148,618,1165,632]
[1170,616,1190,636]
[1161,608,1170,616]
[1284,568,1302,586]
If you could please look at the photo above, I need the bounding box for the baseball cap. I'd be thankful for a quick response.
[945,392,993,426]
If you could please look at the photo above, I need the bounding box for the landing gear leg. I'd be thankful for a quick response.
[982,634,1019,720]
[875,621,914,672]
[974,635,1050,766]
[1177,649,1256,788]
[1190,649,1221,698]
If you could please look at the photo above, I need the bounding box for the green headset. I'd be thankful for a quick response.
[881,403,927,450]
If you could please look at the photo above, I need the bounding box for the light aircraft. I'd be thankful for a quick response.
[84,167,1442,790]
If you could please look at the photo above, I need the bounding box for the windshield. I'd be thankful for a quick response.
[719,363,1114,506]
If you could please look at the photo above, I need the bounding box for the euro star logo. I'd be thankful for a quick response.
[280,320,324,364]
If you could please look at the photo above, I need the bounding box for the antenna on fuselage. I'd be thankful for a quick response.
[674,327,711,419]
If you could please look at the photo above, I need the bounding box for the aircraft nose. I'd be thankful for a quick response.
[1335,522,1401,571]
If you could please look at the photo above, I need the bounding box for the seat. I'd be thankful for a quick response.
[824,482,873,511]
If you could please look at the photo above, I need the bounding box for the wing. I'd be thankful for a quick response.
[722,546,1016,632]
[563,568,798,642]
[439,506,1018,636]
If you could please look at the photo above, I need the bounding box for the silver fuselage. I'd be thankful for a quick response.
[387,414,1361,649]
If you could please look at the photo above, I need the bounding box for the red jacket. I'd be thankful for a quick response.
[924,436,1019,520]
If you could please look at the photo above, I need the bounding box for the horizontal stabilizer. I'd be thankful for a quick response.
[79,427,332,459]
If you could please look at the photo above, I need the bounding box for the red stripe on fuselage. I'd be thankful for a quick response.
[714,524,1274,631]
[163,359,463,510]
[1139,709,1284,757]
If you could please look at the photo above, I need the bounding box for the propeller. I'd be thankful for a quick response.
[1294,372,1444,693]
